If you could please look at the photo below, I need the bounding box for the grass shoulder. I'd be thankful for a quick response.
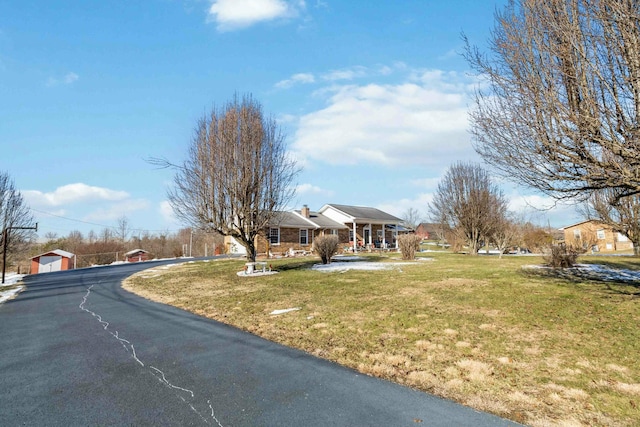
[123,253,640,426]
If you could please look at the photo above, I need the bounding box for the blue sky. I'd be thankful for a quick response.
[1,0,580,238]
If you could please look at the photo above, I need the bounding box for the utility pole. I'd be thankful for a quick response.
[2,223,38,284]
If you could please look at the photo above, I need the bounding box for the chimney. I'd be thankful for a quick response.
[301,204,310,218]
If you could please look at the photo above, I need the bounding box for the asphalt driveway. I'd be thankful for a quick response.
[0,259,521,426]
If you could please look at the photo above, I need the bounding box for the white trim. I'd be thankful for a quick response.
[299,229,309,246]
[269,227,280,245]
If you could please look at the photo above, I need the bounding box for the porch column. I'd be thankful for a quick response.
[395,223,399,249]
[368,223,372,246]
[382,224,387,248]
[352,222,357,252]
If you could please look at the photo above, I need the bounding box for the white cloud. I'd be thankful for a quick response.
[321,66,368,82]
[64,72,79,84]
[23,183,129,207]
[410,177,441,191]
[296,183,334,196]
[159,200,178,224]
[83,199,150,223]
[207,0,304,31]
[377,193,433,220]
[275,72,315,89]
[507,192,581,227]
[46,72,79,87]
[291,70,477,167]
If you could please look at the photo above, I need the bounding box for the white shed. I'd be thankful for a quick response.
[30,249,75,274]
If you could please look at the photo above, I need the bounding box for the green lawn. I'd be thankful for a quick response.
[124,253,640,426]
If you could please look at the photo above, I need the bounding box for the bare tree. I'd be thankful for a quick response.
[100,228,112,244]
[581,189,640,256]
[491,213,523,258]
[0,171,36,273]
[162,94,299,262]
[466,0,640,202]
[116,216,130,243]
[522,223,553,253]
[44,232,58,241]
[401,207,423,231]
[429,162,508,255]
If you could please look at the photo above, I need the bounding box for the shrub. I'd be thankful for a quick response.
[313,235,340,264]
[398,234,422,260]
[542,243,581,268]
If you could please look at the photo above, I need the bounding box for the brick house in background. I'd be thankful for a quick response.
[256,205,348,255]
[560,220,634,252]
[415,223,441,240]
[224,204,405,256]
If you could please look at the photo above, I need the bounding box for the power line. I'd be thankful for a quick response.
[28,208,181,234]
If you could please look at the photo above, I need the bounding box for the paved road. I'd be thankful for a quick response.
[0,259,521,426]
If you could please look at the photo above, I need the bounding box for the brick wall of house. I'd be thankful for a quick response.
[256,227,315,256]
[255,224,399,257]
[563,221,634,252]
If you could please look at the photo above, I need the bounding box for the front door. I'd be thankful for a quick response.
[363,227,371,246]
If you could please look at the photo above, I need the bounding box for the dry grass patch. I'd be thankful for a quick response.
[123,253,640,426]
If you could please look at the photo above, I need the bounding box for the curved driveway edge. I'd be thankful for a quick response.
[0,259,522,426]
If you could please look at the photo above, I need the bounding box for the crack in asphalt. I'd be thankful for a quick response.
[79,284,224,426]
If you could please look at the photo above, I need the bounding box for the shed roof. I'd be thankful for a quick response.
[124,249,149,257]
[31,249,75,260]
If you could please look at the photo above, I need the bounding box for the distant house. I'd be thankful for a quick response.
[560,220,634,252]
[415,223,441,240]
[30,249,75,274]
[124,249,150,263]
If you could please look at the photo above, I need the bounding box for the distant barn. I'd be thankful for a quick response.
[124,249,150,263]
[30,249,75,274]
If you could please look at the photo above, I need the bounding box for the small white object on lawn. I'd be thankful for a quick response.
[270,307,301,315]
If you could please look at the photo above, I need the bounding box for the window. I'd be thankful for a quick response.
[349,230,354,242]
[329,229,338,235]
[618,233,629,242]
[596,229,605,240]
[573,229,581,239]
[300,229,308,245]
[269,227,280,245]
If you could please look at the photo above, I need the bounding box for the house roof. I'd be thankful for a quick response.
[320,204,402,223]
[271,211,317,228]
[294,210,348,229]
[558,219,601,230]
[124,249,149,256]
[271,211,348,229]
[31,249,75,260]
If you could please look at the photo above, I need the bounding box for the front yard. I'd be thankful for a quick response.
[123,253,640,426]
